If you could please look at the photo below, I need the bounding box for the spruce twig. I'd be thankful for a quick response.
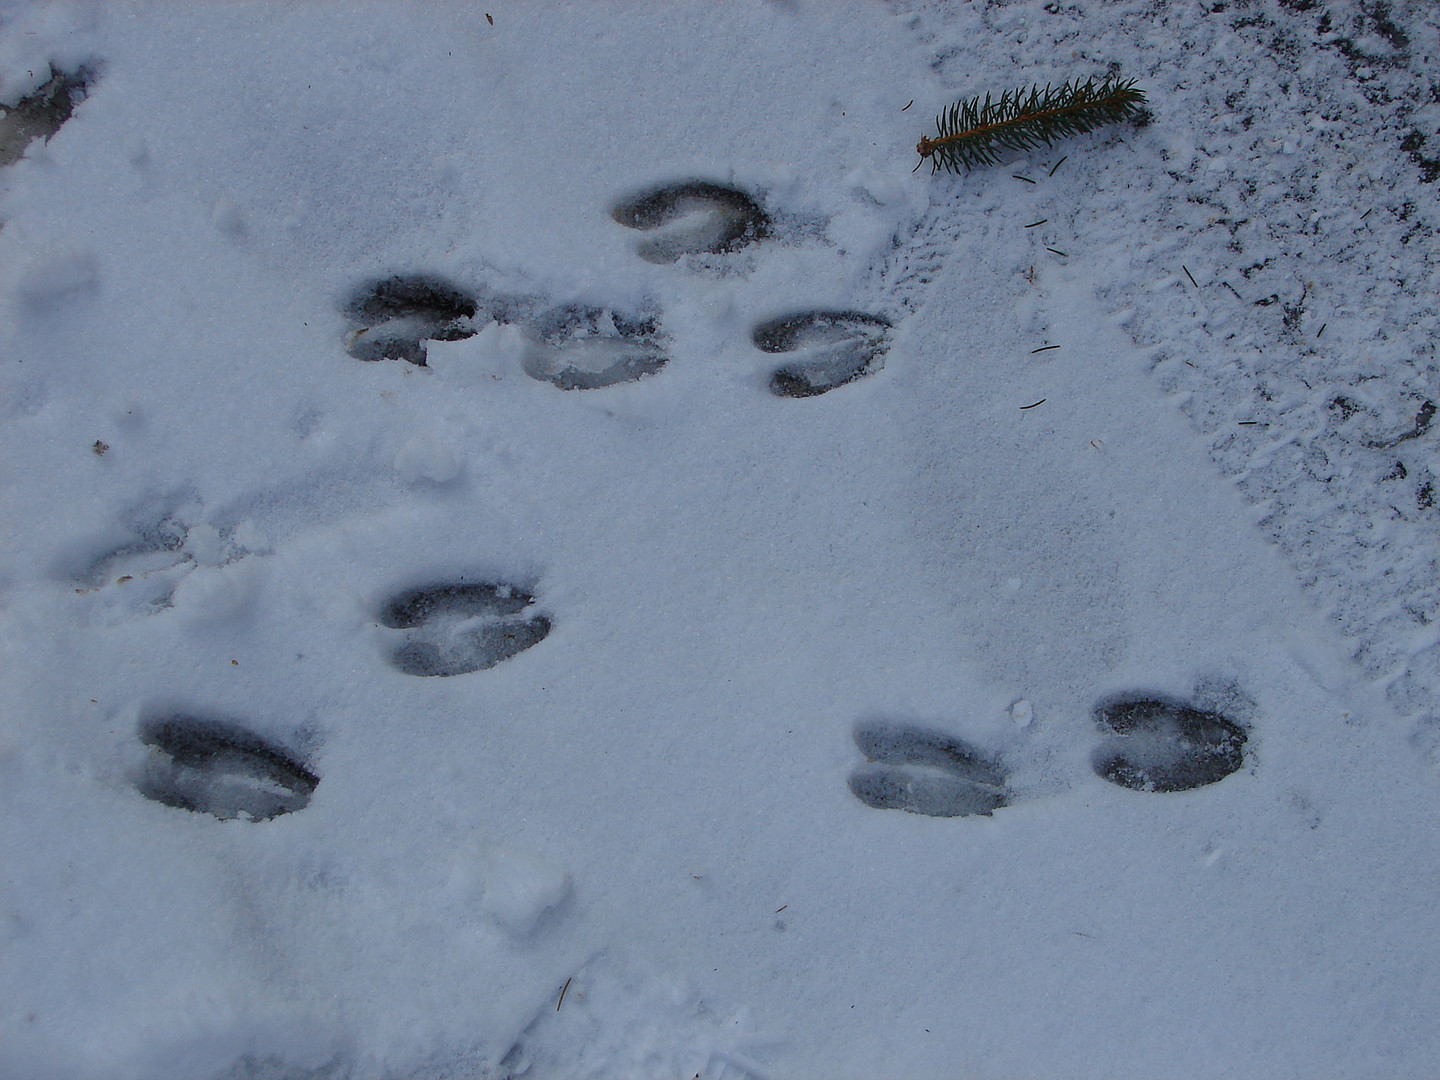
[917,76,1147,174]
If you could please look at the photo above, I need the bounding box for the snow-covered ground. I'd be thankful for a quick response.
[3,2,1439,1078]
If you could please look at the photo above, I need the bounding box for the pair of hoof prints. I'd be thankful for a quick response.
[341,180,891,398]
[851,695,1249,818]
[134,578,552,821]
[342,275,667,392]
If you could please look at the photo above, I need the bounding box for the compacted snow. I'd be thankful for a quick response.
[3,2,1439,1078]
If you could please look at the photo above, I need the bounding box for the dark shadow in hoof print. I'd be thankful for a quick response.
[848,721,1007,818]
[1092,694,1248,793]
[379,581,551,677]
[136,714,318,822]
[0,63,99,168]
[342,275,478,365]
[754,311,891,398]
[522,304,668,390]
[611,180,770,264]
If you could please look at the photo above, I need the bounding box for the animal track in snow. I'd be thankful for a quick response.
[69,515,202,618]
[521,303,668,390]
[378,581,552,677]
[753,310,891,397]
[69,511,255,622]
[342,274,668,390]
[848,720,1008,817]
[135,714,318,822]
[76,516,190,591]
[863,201,956,317]
[342,275,479,365]
[1091,693,1248,793]
[0,63,98,168]
[611,180,770,264]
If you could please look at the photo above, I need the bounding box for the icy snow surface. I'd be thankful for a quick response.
[3,1,1440,1078]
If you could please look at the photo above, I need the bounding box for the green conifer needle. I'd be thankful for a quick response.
[917,76,1147,174]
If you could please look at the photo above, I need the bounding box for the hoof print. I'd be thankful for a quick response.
[136,714,317,822]
[342,275,478,365]
[522,305,668,390]
[379,581,550,677]
[1091,694,1247,793]
[79,516,190,587]
[611,180,769,264]
[848,721,1007,818]
[754,311,891,398]
[69,515,197,617]
[0,63,99,168]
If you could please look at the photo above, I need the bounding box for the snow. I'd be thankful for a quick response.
[2,1,1439,1078]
